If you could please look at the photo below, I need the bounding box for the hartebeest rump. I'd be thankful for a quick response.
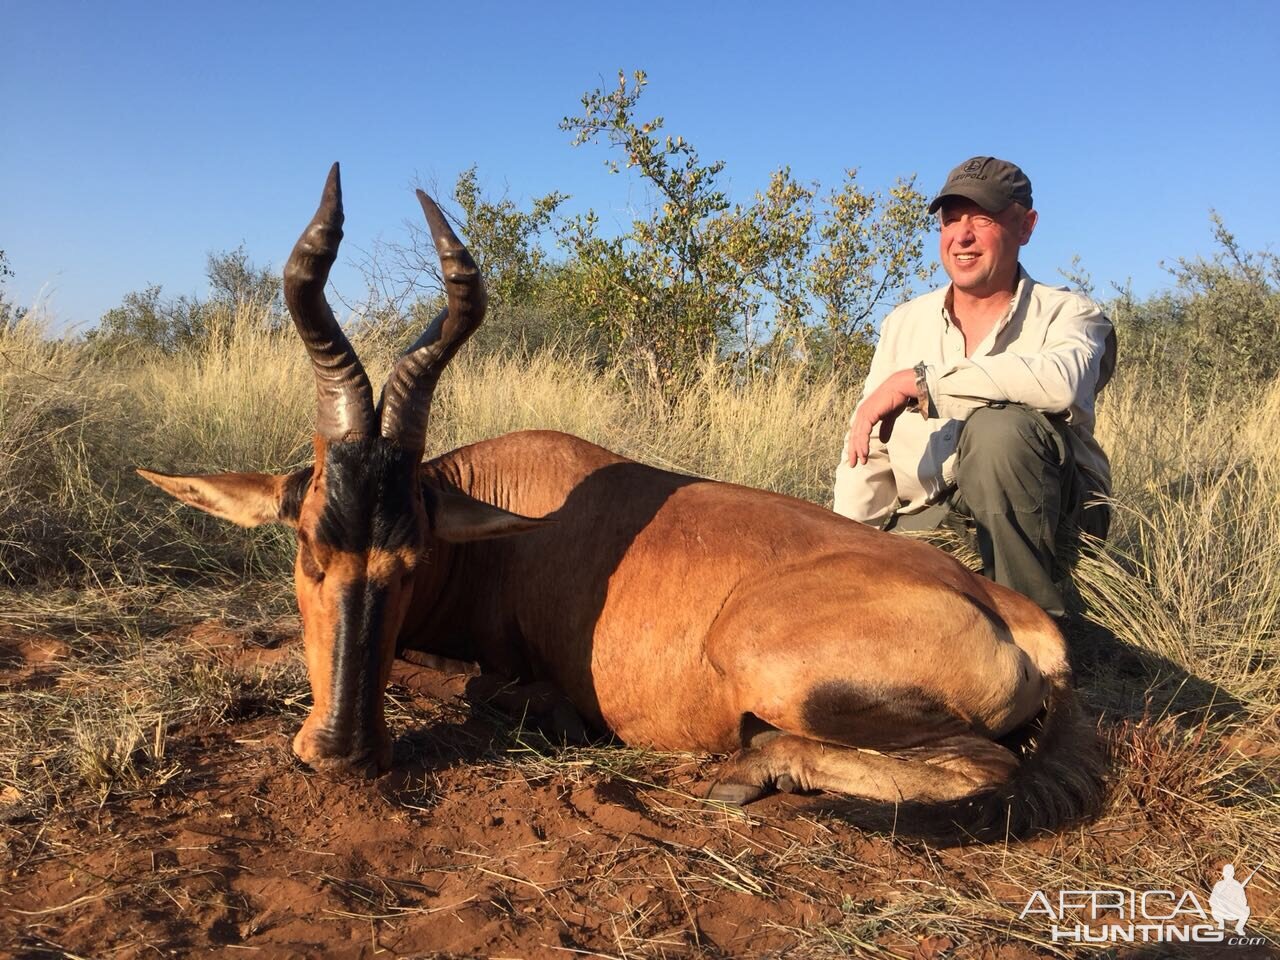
[140,165,1102,836]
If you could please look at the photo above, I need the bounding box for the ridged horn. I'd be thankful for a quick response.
[283,162,376,442]
[378,190,487,450]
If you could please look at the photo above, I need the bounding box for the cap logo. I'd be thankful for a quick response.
[964,159,984,173]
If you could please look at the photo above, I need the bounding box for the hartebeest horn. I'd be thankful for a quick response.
[377,190,487,450]
[284,162,376,442]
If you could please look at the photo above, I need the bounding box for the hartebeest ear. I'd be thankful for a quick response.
[425,484,554,543]
[137,466,314,528]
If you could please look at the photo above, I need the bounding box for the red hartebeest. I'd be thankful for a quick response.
[140,165,1102,835]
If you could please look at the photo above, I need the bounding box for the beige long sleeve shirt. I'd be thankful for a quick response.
[833,267,1115,527]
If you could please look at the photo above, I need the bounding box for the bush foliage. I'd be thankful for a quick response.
[86,246,284,358]
[554,70,934,383]
[83,71,935,388]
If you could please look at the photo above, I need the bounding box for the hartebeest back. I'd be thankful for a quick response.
[140,165,1103,837]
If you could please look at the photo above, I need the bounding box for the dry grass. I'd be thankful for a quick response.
[0,585,307,818]
[1081,373,1280,714]
[1,305,856,585]
[1,300,1278,952]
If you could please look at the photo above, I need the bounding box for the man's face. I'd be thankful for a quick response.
[938,198,1037,297]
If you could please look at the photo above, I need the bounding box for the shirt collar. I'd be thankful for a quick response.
[941,264,1033,332]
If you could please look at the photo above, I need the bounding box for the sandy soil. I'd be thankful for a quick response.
[1,622,1275,959]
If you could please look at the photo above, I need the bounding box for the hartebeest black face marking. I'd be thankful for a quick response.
[277,466,314,527]
[289,437,427,775]
[310,438,423,555]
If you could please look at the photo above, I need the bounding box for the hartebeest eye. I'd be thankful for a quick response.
[297,537,325,583]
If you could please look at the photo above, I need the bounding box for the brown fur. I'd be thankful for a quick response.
[400,430,1103,834]
[141,426,1104,836]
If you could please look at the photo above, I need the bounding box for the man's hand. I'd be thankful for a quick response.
[847,368,919,466]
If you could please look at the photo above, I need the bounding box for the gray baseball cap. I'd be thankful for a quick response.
[929,157,1033,214]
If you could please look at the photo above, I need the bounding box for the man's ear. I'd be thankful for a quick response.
[1019,208,1038,245]
[137,465,314,528]
[424,482,554,543]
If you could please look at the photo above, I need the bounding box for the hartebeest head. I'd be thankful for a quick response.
[140,165,545,776]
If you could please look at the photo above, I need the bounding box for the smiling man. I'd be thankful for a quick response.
[833,156,1116,617]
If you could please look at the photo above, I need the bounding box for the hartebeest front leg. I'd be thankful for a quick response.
[464,676,593,744]
[391,651,591,744]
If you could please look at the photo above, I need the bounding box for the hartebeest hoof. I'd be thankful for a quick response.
[706,771,804,805]
[548,701,591,745]
[706,781,771,805]
[464,676,593,744]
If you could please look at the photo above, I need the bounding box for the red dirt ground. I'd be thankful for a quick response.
[2,622,1276,959]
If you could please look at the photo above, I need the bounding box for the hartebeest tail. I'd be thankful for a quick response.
[140,163,1105,839]
[1011,678,1105,833]
[948,673,1104,839]
[870,597,1105,838]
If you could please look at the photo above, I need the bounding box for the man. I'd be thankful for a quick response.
[833,156,1115,617]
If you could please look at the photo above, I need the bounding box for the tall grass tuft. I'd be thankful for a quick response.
[429,351,855,505]
[1080,374,1280,714]
[134,303,316,472]
[0,311,126,581]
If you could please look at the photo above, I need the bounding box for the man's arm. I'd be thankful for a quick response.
[921,300,1112,420]
[834,310,914,524]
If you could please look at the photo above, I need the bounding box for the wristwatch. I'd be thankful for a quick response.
[913,362,934,418]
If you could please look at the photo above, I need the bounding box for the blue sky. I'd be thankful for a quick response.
[3,1,1277,330]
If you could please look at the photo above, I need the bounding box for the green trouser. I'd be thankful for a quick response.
[887,403,1109,617]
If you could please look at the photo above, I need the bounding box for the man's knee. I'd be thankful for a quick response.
[956,404,1062,489]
